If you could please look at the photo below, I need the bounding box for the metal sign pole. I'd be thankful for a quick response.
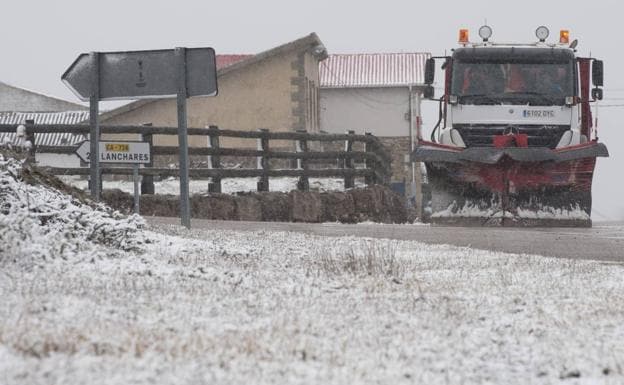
[63,46,217,213]
[175,47,191,228]
[133,164,140,214]
[89,52,101,201]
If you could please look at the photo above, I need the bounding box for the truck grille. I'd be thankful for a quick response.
[454,125,569,149]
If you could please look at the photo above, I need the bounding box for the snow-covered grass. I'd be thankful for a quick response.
[2,226,624,384]
[60,175,365,195]
[0,155,147,264]
[2,154,624,384]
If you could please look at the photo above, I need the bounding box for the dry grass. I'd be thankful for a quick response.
[315,241,404,278]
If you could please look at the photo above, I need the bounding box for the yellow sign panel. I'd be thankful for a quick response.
[105,143,129,152]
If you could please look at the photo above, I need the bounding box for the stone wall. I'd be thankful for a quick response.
[377,136,411,183]
[319,135,417,182]
[102,185,410,223]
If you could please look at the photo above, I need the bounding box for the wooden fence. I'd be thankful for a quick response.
[0,122,392,193]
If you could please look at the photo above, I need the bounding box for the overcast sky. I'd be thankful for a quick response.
[2,0,622,219]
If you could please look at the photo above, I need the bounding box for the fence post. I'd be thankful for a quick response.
[343,130,355,189]
[207,125,222,193]
[24,119,36,163]
[257,128,269,192]
[364,132,376,186]
[296,129,309,191]
[140,123,155,194]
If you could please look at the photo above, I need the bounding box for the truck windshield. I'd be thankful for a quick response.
[451,61,574,106]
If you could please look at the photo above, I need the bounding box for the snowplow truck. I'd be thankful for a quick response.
[413,26,608,227]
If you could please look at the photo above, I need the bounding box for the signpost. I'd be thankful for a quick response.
[76,140,151,215]
[63,47,218,228]
[75,141,151,164]
[89,52,100,201]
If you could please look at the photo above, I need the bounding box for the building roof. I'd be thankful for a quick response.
[0,111,89,147]
[98,33,327,123]
[216,54,254,70]
[0,81,87,112]
[319,53,431,89]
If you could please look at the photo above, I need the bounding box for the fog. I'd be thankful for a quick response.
[2,0,621,219]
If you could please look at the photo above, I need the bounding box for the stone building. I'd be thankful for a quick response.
[98,33,328,153]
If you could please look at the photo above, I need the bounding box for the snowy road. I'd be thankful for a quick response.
[148,217,624,262]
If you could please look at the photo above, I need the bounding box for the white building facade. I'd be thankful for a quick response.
[319,53,429,138]
[319,53,430,204]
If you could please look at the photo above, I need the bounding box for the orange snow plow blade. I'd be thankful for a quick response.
[414,141,608,227]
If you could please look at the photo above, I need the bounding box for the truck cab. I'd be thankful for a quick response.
[424,26,603,150]
[413,26,608,227]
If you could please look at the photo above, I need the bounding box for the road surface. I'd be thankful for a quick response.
[148,217,624,263]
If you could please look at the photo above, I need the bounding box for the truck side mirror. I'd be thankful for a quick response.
[425,58,435,85]
[423,85,435,99]
[592,88,603,100]
[592,60,604,87]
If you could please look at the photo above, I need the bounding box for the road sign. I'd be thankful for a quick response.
[62,48,217,101]
[75,141,151,164]
[62,46,217,229]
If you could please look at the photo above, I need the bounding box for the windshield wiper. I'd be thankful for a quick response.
[459,93,502,105]
[503,91,559,105]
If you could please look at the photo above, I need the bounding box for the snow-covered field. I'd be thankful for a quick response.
[60,175,365,195]
[2,154,624,384]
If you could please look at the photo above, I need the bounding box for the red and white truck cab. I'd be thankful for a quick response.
[413,26,608,226]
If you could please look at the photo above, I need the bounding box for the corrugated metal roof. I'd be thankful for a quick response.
[319,53,431,88]
[0,111,89,147]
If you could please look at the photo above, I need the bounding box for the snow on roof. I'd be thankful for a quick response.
[0,111,90,147]
[0,81,87,112]
[319,53,431,88]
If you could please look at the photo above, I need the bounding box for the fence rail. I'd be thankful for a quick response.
[42,167,376,179]
[35,146,384,162]
[0,124,382,142]
[0,122,392,193]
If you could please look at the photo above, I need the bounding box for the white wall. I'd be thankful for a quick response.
[320,87,417,137]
